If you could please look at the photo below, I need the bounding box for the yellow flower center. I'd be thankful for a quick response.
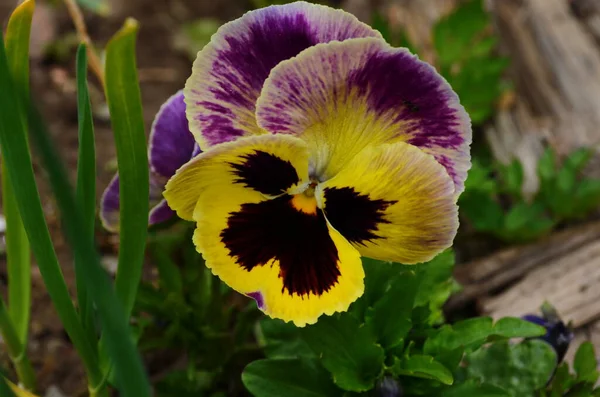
[291,181,318,214]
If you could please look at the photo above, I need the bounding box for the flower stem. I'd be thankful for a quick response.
[63,0,105,87]
[0,299,36,392]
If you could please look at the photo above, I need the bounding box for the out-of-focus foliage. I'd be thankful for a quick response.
[432,0,510,124]
[174,19,222,60]
[460,148,600,243]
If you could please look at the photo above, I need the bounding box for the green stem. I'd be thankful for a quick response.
[0,299,36,391]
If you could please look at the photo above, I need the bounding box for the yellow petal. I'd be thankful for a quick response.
[317,142,458,264]
[164,134,310,221]
[193,185,364,326]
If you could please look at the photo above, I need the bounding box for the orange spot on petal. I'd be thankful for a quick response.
[291,193,317,215]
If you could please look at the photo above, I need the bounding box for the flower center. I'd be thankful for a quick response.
[290,180,318,214]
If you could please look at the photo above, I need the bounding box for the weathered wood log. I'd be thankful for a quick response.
[487,0,600,196]
[448,220,600,312]
[482,239,600,327]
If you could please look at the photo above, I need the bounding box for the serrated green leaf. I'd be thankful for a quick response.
[242,358,340,397]
[367,270,419,348]
[574,342,599,384]
[392,354,454,385]
[465,340,557,396]
[302,314,385,392]
[425,317,545,354]
[440,380,510,397]
[491,317,548,338]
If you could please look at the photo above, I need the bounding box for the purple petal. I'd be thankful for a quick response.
[256,38,472,195]
[100,173,177,232]
[149,90,197,178]
[149,199,176,225]
[184,1,382,149]
[100,175,120,232]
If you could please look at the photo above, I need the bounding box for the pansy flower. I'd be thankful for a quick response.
[164,1,471,326]
[100,91,200,232]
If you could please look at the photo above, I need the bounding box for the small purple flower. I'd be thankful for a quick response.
[100,91,199,232]
[523,306,573,362]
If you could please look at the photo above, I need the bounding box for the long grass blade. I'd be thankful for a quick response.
[3,0,34,346]
[0,300,36,391]
[0,376,17,397]
[75,43,97,343]
[0,35,152,397]
[103,18,149,319]
[0,33,104,393]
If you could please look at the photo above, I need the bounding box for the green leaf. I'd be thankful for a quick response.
[349,258,396,321]
[441,380,510,397]
[366,270,419,348]
[538,147,557,182]
[3,0,34,346]
[501,202,554,242]
[574,342,599,384]
[302,314,385,392]
[425,317,545,354]
[242,358,340,397]
[74,44,97,343]
[500,159,524,199]
[0,375,17,397]
[259,318,315,359]
[412,249,458,325]
[433,0,489,66]
[104,18,149,319]
[459,191,504,232]
[0,31,104,392]
[573,179,600,217]
[77,0,110,15]
[491,317,549,338]
[550,363,574,395]
[392,354,454,385]
[465,340,557,396]
[0,34,151,396]
[564,148,592,175]
[464,160,497,195]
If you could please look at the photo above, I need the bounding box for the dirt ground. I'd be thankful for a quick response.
[0,0,251,394]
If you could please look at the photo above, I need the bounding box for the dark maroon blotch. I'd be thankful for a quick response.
[230,150,299,196]
[221,196,340,296]
[323,187,396,245]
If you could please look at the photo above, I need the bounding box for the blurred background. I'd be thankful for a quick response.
[1,0,600,395]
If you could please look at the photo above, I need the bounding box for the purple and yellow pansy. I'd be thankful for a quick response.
[103,1,472,326]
